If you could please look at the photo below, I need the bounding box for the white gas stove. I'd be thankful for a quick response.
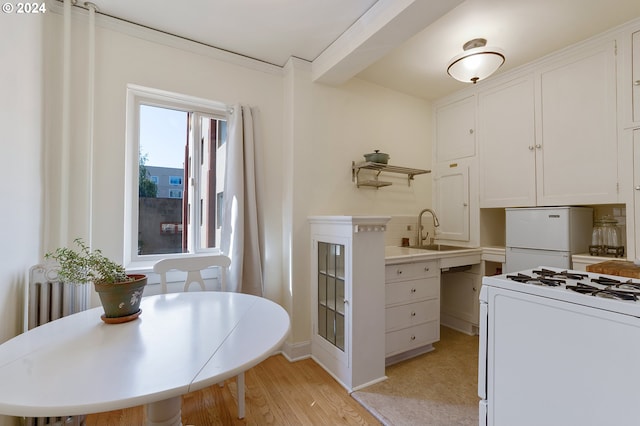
[482,266,640,317]
[479,266,640,426]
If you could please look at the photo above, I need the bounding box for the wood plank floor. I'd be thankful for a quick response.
[85,354,381,425]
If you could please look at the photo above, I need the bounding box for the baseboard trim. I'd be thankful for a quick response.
[280,339,311,362]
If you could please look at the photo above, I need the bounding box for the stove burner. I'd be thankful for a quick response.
[595,289,638,301]
[566,283,600,294]
[533,269,588,280]
[589,276,640,291]
[506,273,564,287]
[566,282,639,301]
[505,270,640,302]
[615,282,640,291]
[591,276,623,285]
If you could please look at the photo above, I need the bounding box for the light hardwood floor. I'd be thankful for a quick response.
[85,354,380,425]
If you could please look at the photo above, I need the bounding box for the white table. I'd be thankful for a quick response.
[0,292,290,425]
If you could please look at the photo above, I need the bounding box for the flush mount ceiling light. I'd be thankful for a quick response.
[447,38,505,84]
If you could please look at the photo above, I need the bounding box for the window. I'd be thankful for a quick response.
[125,85,228,267]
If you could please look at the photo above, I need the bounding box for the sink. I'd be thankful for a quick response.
[406,244,466,251]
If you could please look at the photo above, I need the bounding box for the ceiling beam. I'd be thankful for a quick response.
[311,0,464,86]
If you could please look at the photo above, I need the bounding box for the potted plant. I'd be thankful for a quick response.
[45,238,147,324]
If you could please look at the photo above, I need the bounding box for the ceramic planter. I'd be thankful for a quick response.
[94,274,147,323]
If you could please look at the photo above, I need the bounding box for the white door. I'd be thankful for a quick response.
[478,77,536,208]
[435,95,476,162]
[434,162,469,242]
[633,30,640,124]
[484,285,640,426]
[536,40,618,205]
[634,129,640,260]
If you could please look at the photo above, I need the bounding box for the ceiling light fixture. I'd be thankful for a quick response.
[447,38,505,84]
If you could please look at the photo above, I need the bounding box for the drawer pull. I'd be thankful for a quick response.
[410,335,416,341]
[424,267,429,272]
[411,312,416,317]
[397,269,403,275]
[410,288,417,293]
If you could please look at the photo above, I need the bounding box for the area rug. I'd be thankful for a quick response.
[352,327,479,426]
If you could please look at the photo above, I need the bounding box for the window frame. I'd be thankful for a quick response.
[124,84,228,270]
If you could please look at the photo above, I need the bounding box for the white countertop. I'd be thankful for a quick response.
[385,245,483,265]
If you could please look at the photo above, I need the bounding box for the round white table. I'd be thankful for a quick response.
[0,292,290,425]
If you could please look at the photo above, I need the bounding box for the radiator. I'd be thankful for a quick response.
[24,263,89,426]
[27,263,89,331]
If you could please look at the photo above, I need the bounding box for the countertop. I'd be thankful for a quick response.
[385,245,483,267]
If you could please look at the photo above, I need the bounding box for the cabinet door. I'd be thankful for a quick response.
[441,270,480,326]
[478,77,536,207]
[537,41,618,205]
[435,95,476,162]
[434,162,469,241]
[634,130,640,260]
[633,31,640,124]
[313,239,349,366]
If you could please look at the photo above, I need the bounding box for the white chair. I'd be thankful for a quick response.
[152,254,245,419]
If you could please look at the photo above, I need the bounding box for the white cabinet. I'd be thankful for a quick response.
[434,161,469,241]
[309,216,389,392]
[435,95,476,162]
[384,259,440,365]
[633,30,640,124]
[478,42,618,207]
[634,130,640,259]
[479,77,536,207]
[440,266,481,335]
[537,41,618,205]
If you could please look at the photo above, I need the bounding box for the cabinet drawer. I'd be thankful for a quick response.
[386,277,439,306]
[385,261,438,282]
[386,299,439,331]
[385,320,439,356]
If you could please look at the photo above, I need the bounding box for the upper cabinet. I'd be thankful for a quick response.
[478,41,619,207]
[633,30,640,124]
[536,41,618,206]
[435,95,476,162]
[479,77,536,207]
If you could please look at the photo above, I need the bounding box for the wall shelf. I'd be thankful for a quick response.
[351,161,431,188]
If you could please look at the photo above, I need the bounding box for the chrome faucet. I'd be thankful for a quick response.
[417,208,440,246]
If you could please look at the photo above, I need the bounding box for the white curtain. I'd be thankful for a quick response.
[221,105,263,296]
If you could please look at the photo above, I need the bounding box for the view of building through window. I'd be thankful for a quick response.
[138,104,227,255]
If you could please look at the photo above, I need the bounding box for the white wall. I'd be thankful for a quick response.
[0,11,44,426]
[42,10,285,303]
[38,7,433,361]
[282,59,432,355]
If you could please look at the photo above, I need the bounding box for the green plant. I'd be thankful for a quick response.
[45,238,132,284]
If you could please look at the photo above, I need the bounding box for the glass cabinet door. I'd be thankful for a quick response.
[317,241,345,351]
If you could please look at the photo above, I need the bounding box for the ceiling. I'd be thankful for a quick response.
[75,0,640,100]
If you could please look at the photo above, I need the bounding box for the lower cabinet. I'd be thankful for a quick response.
[385,259,440,365]
[310,216,390,392]
[440,265,482,335]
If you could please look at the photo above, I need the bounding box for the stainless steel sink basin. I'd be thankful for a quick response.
[406,244,466,251]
